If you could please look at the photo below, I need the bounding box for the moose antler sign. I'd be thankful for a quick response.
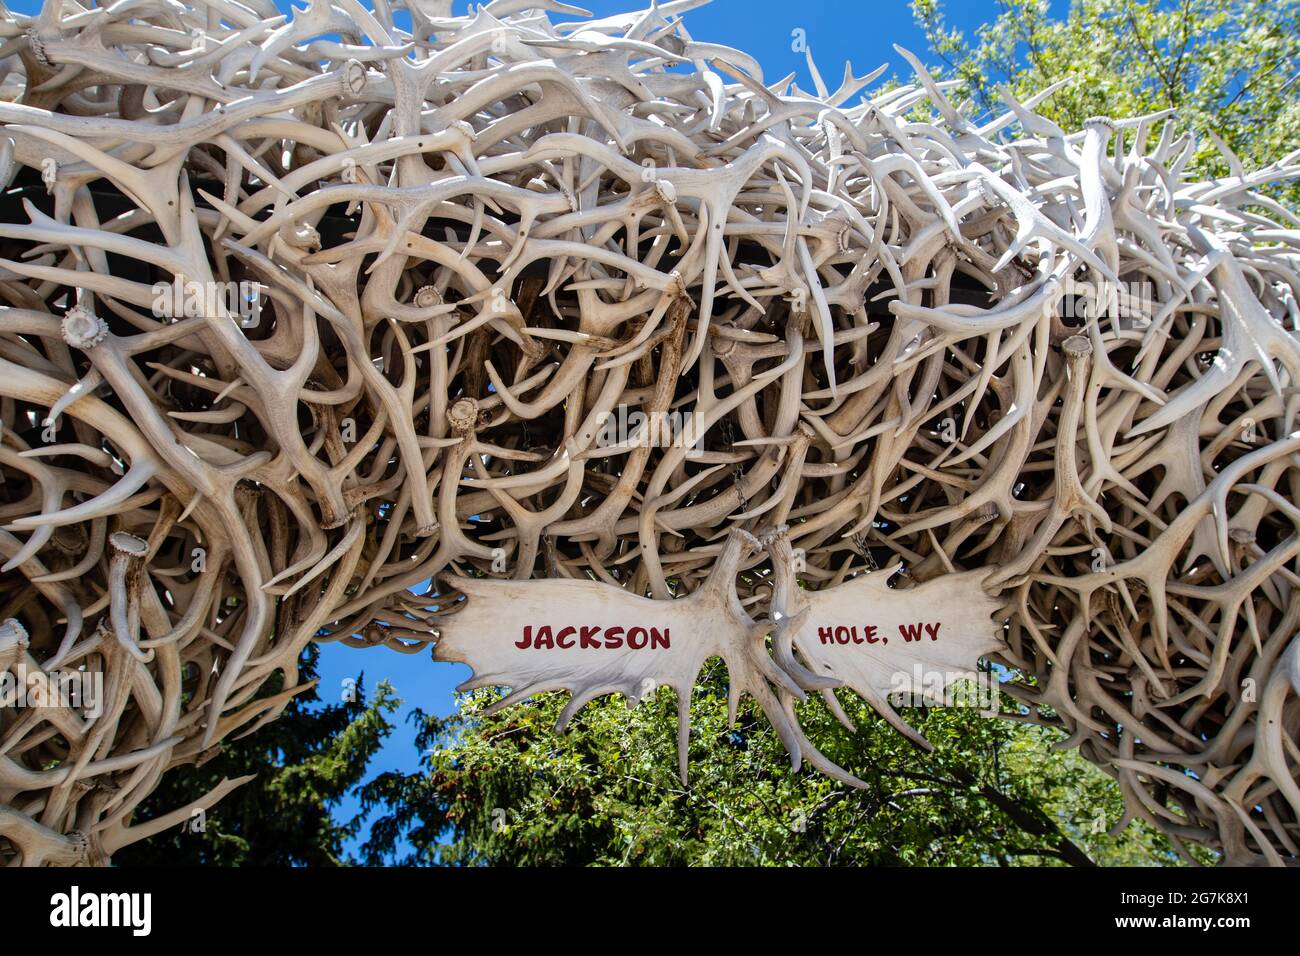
[437,527,1004,783]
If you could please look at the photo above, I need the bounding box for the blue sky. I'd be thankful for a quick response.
[5,0,1056,859]
[6,0,1016,80]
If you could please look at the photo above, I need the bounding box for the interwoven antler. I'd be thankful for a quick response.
[1,0,1298,865]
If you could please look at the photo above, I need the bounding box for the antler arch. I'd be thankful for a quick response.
[0,0,1297,866]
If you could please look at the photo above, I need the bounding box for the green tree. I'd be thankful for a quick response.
[911,0,1300,193]
[357,663,1188,866]
[114,646,398,866]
